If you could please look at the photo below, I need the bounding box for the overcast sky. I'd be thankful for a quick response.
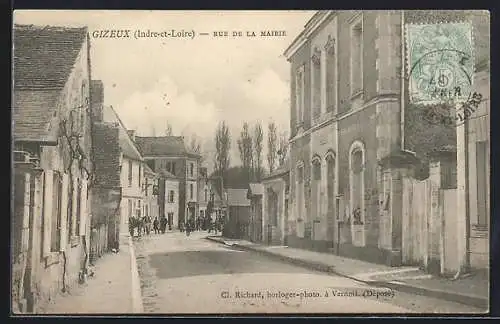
[14,10,315,171]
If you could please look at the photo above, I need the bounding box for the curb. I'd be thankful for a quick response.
[205,236,488,310]
[128,235,144,313]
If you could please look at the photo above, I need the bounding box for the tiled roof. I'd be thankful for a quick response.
[14,24,88,90]
[227,188,250,207]
[13,90,59,142]
[102,105,143,161]
[135,136,201,158]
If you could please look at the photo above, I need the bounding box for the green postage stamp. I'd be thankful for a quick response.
[406,22,474,106]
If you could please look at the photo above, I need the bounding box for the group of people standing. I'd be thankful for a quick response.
[129,215,170,237]
[129,213,225,238]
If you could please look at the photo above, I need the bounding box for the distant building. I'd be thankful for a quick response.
[160,170,180,229]
[143,164,160,221]
[224,189,251,240]
[12,24,92,313]
[134,136,201,227]
[100,106,144,237]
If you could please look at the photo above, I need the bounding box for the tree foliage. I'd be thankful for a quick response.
[214,121,231,182]
[267,121,278,173]
[253,122,264,181]
[237,122,253,183]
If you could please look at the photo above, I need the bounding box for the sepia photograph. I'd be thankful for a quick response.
[11,10,490,315]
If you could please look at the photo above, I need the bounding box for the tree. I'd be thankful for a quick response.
[253,122,264,181]
[267,121,278,173]
[214,121,231,182]
[237,122,253,183]
[277,130,289,167]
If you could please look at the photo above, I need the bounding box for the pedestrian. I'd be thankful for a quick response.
[160,216,167,234]
[153,217,159,234]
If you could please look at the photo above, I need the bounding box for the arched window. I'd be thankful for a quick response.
[311,156,322,225]
[295,161,305,237]
[349,140,365,226]
[325,151,336,240]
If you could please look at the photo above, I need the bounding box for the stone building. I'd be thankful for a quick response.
[284,10,488,268]
[134,136,201,228]
[160,170,180,229]
[89,80,121,260]
[143,164,160,221]
[98,106,144,237]
[12,25,93,313]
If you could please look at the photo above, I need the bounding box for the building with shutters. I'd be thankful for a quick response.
[96,105,145,237]
[12,24,93,313]
[134,136,202,228]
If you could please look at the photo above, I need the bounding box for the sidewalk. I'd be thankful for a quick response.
[38,234,143,314]
[206,235,489,310]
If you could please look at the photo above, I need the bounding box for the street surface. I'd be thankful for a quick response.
[133,232,484,314]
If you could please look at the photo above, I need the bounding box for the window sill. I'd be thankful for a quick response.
[44,252,60,268]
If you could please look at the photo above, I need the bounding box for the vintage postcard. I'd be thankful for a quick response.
[11,10,490,315]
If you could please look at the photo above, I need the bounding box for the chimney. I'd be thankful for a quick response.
[91,80,104,122]
[127,130,136,141]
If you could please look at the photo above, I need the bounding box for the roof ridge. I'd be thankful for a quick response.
[107,106,143,160]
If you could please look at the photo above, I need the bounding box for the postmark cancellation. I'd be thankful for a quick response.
[406,22,474,106]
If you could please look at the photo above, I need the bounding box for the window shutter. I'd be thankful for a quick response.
[42,170,53,257]
[79,180,88,235]
[71,178,78,237]
[59,173,69,251]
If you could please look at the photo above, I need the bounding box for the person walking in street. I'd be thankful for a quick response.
[153,217,159,234]
[160,215,167,234]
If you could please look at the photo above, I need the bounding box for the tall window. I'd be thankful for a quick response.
[204,188,208,202]
[350,18,363,95]
[75,180,82,237]
[190,183,194,200]
[128,199,132,218]
[51,172,62,251]
[295,65,305,124]
[169,190,175,203]
[312,158,322,221]
[80,81,87,132]
[67,181,73,241]
[171,162,176,175]
[349,141,365,227]
[325,35,337,113]
[190,163,194,177]
[326,153,336,240]
[296,164,304,220]
[312,47,322,119]
[138,165,142,188]
[128,160,132,187]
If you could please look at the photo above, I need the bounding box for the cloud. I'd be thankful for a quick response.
[116,75,218,140]
[13,10,315,171]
